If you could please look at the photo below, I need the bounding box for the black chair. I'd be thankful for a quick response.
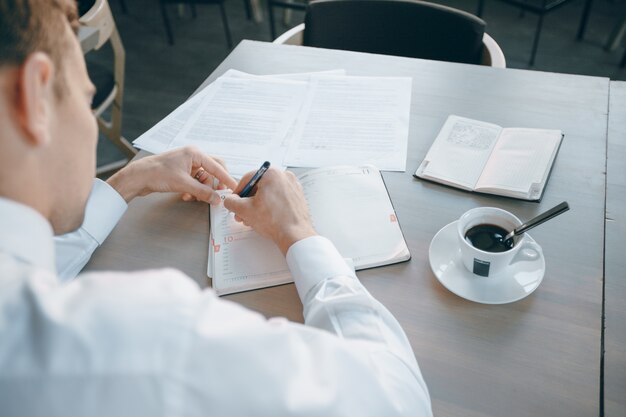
[477,0,595,66]
[268,0,307,40]
[159,0,235,48]
[302,0,487,65]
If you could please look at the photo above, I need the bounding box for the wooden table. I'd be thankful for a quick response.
[85,41,610,417]
[605,81,626,417]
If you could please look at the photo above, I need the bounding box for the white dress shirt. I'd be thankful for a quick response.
[0,180,432,417]
[54,179,128,281]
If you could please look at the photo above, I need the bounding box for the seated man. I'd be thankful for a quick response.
[0,1,432,416]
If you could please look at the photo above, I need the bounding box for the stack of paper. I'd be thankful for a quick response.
[133,70,412,176]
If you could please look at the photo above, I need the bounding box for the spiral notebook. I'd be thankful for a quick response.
[208,165,410,295]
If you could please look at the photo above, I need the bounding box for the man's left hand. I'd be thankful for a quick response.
[106,147,237,204]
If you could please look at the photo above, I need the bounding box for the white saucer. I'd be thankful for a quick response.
[429,221,545,304]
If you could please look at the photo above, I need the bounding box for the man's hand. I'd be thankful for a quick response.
[106,147,237,204]
[224,169,317,255]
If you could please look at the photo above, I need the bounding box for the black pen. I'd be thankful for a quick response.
[238,161,271,198]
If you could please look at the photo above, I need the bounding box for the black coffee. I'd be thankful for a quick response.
[464,224,513,253]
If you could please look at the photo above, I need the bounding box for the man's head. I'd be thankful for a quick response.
[0,0,98,234]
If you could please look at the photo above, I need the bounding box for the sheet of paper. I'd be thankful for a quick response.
[168,76,308,177]
[132,69,254,154]
[419,115,502,190]
[209,191,291,295]
[225,69,347,81]
[221,69,348,149]
[133,84,216,154]
[133,69,344,169]
[300,166,409,269]
[475,128,562,197]
[283,75,412,171]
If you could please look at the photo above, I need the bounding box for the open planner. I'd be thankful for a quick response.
[208,165,410,295]
[414,115,563,201]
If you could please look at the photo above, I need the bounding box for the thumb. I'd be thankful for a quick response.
[180,176,220,205]
[224,194,250,217]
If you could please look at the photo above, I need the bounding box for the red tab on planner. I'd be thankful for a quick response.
[390,214,397,223]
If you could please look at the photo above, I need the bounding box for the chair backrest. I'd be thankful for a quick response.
[79,0,116,50]
[303,0,486,65]
[78,0,134,165]
[275,23,506,68]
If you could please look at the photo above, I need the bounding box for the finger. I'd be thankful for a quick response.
[194,152,237,191]
[192,168,212,184]
[213,156,227,169]
[194,170,217,189]
[181,193,192,201]
[224,193,253,218]
[179,175,221,205]
[232,171,256,195]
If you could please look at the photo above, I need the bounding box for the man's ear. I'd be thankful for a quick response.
[14,52,56,147]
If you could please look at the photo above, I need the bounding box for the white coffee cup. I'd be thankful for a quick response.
[457,207,542,277]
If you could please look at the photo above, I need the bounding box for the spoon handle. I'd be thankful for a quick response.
[515,201,570,236]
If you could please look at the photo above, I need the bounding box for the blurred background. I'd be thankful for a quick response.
[84,0,626,166]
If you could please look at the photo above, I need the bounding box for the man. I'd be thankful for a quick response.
[0,1,432,416]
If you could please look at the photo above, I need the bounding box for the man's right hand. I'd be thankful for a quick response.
[224,169,317,255]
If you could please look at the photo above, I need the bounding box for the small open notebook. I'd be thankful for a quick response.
[414,115,563,201]
[208,165,410,295]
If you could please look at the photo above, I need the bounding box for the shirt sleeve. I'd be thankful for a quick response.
[178,236,432,416]
[54,179,127,282]
[3,237,431,416]
[287,236,432,414]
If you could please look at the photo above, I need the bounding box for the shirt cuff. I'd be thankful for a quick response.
[286,236,356,301]
[81,179,128,244]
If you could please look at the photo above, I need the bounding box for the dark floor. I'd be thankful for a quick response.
[92,0,626,166]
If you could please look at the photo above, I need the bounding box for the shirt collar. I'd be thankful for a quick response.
[0,197,55,272]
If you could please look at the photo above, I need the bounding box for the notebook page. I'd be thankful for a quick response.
[169,77,308,177]
[475,128,562,199]
[208,166,409,294]
[283,75,411,171]
[416,115,502,190]
[300,166,410,269]
[209,191,291,295]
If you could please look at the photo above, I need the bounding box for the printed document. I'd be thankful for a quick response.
[168,76,308,176]
[284,75,412,171]
[133,70,413,175]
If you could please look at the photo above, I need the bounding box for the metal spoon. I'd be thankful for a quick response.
[504,201,570,249]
